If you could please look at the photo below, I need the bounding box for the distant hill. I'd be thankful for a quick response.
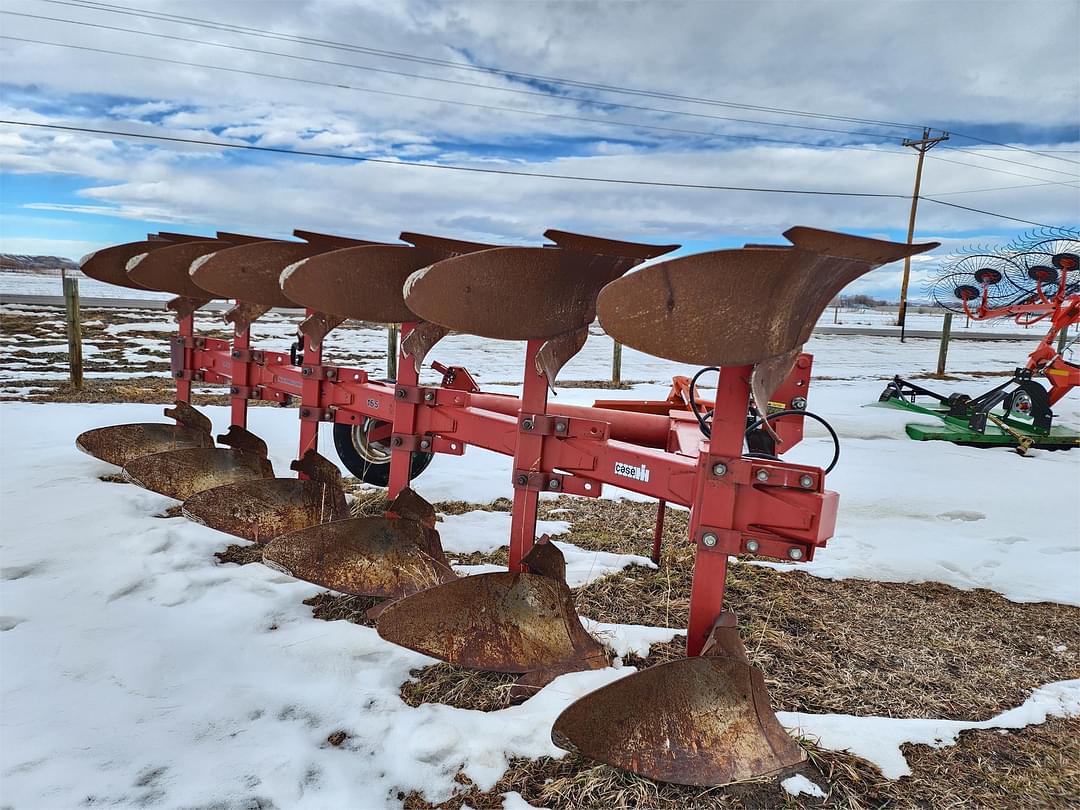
[0,254,80,274]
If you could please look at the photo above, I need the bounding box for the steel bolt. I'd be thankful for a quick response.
[230,387,238,395]
[745,539,760,553]
[555,421,567,433]
[174,371,183,379]
[396,389,407,399]
[424,391,435,402]
[302,367,311,376]
[548,479,560,490]
[231,350,241,359]
[392,437,403,447]
[419,439,431,450]
[516,474,529,486]
[522,418,534,431]
[799,474,814,489]
[712,462,727,477]
[300,408,310,418]
[788,547,804,561]
[702,532,718,548]
[756,469,770,482]
[326,369,336,380]
[792,396,807,410]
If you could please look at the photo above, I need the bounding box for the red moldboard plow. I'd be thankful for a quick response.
[75,224,934,787]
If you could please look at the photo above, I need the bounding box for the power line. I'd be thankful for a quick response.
[929,179,1080,196]
[41,0,1080,171]
[3,119,1065,228]
[926,153,1080,184]
[36,0,928,132]
[6,32,1077,188]
[934,143,1079,178]
[946,133,1080,166]
[0,119,913,196]
[1,9,912,145]
[0,35,930,157]
[920,197,1065,228]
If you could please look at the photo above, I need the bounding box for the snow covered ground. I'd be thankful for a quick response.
[2,318,1079,806]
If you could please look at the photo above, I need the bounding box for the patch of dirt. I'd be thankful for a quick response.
[303,592,383,628]
[577,556,1079,721]
[214,544,265,566]
[325,730,349,748]
[401,664,519,713]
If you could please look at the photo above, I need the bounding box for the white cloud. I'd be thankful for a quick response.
[0,0,1077,298]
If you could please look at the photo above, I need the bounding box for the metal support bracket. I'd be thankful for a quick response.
[299,406,335,422]
[517,413,609,440]
[229,385,259,399]
[696,526,813,562]
[231,348,265,364]
[390,433,434,452]
[302,364,340,381]
[394,385,439,405]
[512,469,602,497]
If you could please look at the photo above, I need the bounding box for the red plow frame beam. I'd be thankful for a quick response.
[171,312,833,656]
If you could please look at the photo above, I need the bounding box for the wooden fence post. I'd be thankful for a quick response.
[935,312,953,377]
[612,340,622,386]
[63,272,84,390]
[387,324,399,381]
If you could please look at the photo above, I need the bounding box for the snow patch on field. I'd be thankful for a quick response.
[780,679,1080,779]
[438,510,572,554]
[1,374,1077,807]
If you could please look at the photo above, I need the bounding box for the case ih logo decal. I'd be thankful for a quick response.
[614,461,650,482]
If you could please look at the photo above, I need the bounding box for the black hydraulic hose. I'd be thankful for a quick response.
[688,366,719,437]
[689,365,841,474]
[745,409,842,474]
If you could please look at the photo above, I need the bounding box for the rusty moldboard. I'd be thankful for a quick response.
[403,238,673,342]
[262,516,456,598]
[122,448,274,500]
[376,569,607,674]
[551,618,805,786]
[126,239,230,299]
[596,227,938,368]
[182,478,349,543]
[281,244,432,323]
[75,423,214,467]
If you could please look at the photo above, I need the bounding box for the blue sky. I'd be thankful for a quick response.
[2,0,1078,299]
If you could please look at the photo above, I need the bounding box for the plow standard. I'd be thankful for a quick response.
[75,226,933,786]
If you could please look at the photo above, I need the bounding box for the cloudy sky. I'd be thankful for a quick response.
[1,0,1078,298]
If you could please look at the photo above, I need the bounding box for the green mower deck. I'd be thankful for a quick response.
[873,398,1080,451]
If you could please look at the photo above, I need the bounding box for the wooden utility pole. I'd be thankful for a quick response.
[612,340,623,386]
[897,127,949,342]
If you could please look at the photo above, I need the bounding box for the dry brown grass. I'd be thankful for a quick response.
[348,488,392,518]
[214,543,264,566]
[303,592,383,628]
[372,496,1080,808]
[401,664,519,712]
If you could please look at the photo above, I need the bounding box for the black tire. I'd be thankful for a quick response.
[332,419,434,487]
